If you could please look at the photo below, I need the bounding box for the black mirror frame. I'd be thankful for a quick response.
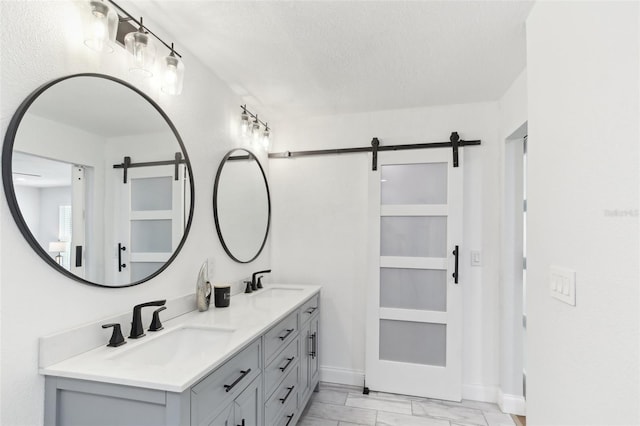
[1,73,195,288]
[213,148,271,264]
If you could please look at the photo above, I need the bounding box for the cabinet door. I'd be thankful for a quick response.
[299,321,311,407]
[309,315,320,386]
[207,402,234,426]
[234,377,262,426]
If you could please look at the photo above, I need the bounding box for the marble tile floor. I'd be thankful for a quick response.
[298,383,516,426]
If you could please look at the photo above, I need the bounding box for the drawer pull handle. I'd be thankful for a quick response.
[285,413,295,426]
[305,306,317,314]
[279,385,295,404]
[310,332,317,359]
[223,368,251,393]
[279,357,295,372]
[279,328,294,341]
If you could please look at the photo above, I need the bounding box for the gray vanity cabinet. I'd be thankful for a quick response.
[43,291,320,426]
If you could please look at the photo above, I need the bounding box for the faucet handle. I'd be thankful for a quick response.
[148,306,167,332]
[244,280,253,294]
[256,276,264,289]
[102,323,126,347]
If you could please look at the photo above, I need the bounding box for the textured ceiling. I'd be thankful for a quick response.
[142,1,533,119]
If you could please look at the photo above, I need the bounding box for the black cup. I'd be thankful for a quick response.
[214,285,231,308]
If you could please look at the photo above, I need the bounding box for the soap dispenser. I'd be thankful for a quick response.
[196,261,212,312]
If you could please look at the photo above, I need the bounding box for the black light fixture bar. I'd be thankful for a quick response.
[241,105,269,130]
[107,0,182,58]
[268,131,481,170]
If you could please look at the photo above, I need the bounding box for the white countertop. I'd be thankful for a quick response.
[39,284,321,393]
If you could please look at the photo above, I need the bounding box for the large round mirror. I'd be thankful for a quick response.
[213,149,270,263]
[2,74,194,287]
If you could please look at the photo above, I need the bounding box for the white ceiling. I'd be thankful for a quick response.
[144,0,533,119]
[12,152,71,188]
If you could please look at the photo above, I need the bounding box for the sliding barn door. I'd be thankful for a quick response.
[114,164,186,284]
[365,148,463,401]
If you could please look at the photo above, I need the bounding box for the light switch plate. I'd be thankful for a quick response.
[471,250,481,266]
[550,266,576,306]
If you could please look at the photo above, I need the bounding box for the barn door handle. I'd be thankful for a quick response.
[75,245,83,267]
[118,243,127,272]
[452,245,459,284]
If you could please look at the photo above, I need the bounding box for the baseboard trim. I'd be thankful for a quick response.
[319,366,365,387]
[317,373,524,415]
[462,384,499,403]
[498,390,526,416]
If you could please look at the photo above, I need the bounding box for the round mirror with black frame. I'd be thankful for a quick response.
[213,149,270,263]
[2,73,195,288]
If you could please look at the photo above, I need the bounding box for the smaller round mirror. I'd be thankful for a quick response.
[213,149,270,263]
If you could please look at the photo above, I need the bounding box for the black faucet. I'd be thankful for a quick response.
[129,300,166,339]
[102,323,126,347]
[252,269,271,290]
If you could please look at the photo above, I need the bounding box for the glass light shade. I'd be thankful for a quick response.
[261,128,270,151]
[161,54,185,95]
[240,112,250,137]
[251,120,261,144]
[124,29,156,77]
[83,0,118,53]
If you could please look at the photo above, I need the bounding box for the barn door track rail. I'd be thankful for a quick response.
[268,131,481,170]
[113,152,185,183]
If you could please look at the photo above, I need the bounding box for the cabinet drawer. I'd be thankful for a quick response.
[265,364,299,425]
[299,294,319,325]
[273,392,298,426]
[191,339,261,426]
[264,311,298,364]
[265,337,299,398]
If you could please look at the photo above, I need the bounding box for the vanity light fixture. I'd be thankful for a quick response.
[124,17,156,77]
[161,43,185,95]
[83,0,118,53]
[239,105,272,150]
[82,1,186,93]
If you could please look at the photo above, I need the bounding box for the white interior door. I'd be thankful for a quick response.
[115,164,186,284]
[365,148,463,401]
[70,165,86,277]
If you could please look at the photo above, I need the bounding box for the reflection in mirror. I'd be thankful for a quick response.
[214,149,270,263]
[3,74,194,287]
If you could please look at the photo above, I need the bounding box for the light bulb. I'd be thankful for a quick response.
[251,119,261,144]
[161,48,184,95]
[84,0,117,53]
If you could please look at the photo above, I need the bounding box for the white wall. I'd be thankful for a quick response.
[0,1,270,424]
[37,186,72,252]
[270,102,503,399]
[526,2,639,424]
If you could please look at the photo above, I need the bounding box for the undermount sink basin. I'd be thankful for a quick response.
[250,287,304,300]
[108,326,235,367]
